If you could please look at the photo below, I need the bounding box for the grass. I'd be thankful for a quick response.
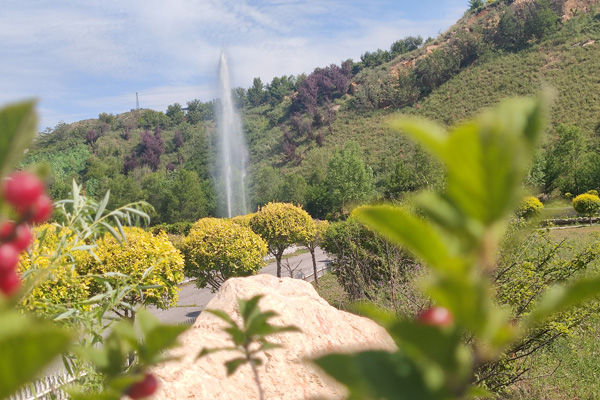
[505,317,600,400]
[313,272,351,312]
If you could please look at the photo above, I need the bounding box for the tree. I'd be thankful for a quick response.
[247,77,266,107]
[301,219,329,288]
[250,202,315,277]
[545,125,588,194]
[325,142,374,216]
[469,0,484,12]
[182,218,267,291]
[390,36,423,57]
[81,227,185,319]
[166,103,185,126]
[572,193,600,225]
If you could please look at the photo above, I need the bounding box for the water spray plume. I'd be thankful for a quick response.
[217,51,248,218]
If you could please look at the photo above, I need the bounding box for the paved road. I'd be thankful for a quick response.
[148,247,329,324]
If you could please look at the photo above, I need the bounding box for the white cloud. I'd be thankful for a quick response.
[0,0,468,128]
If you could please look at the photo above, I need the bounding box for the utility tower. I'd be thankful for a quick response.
[136,92,139,110]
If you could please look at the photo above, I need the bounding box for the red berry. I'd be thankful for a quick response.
[127,373,158,399]
[0,268,20,296]
[11,224,32,252]
[2,172,45,209]
[0,221,15,242]
[416,307,453,327]
[29,194,53,224]
[0,244,19,272]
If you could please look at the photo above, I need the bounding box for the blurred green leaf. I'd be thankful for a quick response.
[0,311,72,399]
[313,351,450,400]
[0,100,37,178]
[524,275,600,328]
[355,205,461,272]
[225,358,247,376]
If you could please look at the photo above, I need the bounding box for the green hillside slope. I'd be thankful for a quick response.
[22,0,600,222]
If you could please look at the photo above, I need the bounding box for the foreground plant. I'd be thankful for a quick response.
[0,100,190,399]
[313,94,600,399]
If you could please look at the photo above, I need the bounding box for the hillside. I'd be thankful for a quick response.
[23,0,600,223]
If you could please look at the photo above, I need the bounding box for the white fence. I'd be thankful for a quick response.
[8,370,77,400]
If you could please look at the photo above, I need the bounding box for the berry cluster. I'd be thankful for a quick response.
[0,172,52,297]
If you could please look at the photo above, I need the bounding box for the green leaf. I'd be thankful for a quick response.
[225,357,247,376]
[140,324,190,364]
[95,189,110,222]
[388,116,447,159]
[355,205,460,272]
[0,100,37,178]
[385,320,471,377]
[206,309,238,327]
[524,275,600,328]
[313,351,448,400]
[0,311,73,399]
[238,295,263,324]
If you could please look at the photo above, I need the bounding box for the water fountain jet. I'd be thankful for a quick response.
[217,51,248,218]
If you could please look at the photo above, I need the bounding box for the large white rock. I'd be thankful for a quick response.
[153,274,396,399]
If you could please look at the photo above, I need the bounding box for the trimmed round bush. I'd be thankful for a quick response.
[182,218,267,292]
[230,212,256,228]
[572,193,600,224]
[516,196,544,219]
[250,202,315,277]
[81,227,184,310]
[587,190,599,197]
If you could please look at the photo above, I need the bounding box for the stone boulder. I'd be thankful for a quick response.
[152,274,397,399]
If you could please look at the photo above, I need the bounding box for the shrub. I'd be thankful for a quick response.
[182,218,267,291]
[479,227,600,391]
[516,196,544,219]
[230,212,256,228]
[572,193,600,224]
[250,202,315,277]
[587,190,599,196]
[81,227,185,314]
[18,224,91,314]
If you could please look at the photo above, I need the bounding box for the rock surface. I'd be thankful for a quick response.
[152,274,397,399]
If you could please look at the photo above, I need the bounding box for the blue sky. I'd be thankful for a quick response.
[0,0,468,130]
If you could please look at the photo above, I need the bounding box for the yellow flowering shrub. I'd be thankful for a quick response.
[81,227,184,310]
[182,218,267,292]
[18,224,91,313]
[516,196,543,219]
[230,212,256,228]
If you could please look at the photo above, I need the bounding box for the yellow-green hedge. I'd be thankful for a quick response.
[81,227,184,310]
[182,218,267,292]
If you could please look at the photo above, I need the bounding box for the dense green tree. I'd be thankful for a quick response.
[247,77,266,107]
[390,36,423,57]
[545,125,588,194]
[142,169,213,224]
[278,174,307,206]
[251,165,284,208]
[325,142,375,215]
[166,103,185,126]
